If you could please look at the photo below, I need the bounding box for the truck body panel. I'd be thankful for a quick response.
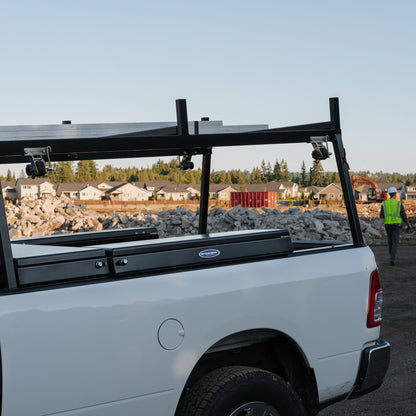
[0,245,377,415]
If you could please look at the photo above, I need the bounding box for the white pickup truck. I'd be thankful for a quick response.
[0,98,389,416]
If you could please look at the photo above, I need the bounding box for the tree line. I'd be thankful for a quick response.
[1,159,415,187]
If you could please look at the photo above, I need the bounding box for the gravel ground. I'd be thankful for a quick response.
[319,244,416,415]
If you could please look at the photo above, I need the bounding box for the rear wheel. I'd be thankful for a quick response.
[175,366,306,416]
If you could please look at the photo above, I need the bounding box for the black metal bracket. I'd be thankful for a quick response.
[24,146,53,178]
[179,153,195,170]
[311,136,332,161]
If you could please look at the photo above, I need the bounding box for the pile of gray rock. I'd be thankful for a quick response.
[5,196,389,244]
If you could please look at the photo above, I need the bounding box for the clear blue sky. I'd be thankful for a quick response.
[1,1,415,176]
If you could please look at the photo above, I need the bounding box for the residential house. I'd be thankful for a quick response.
[129,180,171,199]
[142,180,171,198]
[105,183,152,201]
[16,178,56,200]
[406,183,416,200]
[317,183,343,201]
[55,183,93,200]
[87,181,125,192]
[1,181,17,200]
[156,184,194,201]
[376,182,404,194]
[235,182,298,199]
[185,184,201,199]
[186,184,240,201]
[266,181,299,198]
[353,184,370,202]
[301,186,324,199]
[144,180,171,192]
[78,185,102,200]
[213,184,239,200]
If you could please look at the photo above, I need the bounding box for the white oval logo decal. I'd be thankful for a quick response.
[198,249,221,259]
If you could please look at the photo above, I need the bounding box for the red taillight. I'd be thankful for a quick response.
[367,269,383,328]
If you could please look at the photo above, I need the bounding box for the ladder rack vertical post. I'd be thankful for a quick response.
[330,98,364,246]
[199,149,212,235]
[176,99,189,136]
[194,120,212,234]
[0,186,17,289]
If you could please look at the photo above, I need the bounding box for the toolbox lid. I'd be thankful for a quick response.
[92,229,293,277]
[12,244,106,266]
[12,244,109,287]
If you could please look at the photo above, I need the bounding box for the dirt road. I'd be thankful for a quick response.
[319,244,416,415]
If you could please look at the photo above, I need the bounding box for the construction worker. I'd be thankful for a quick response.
[378,187,412,265]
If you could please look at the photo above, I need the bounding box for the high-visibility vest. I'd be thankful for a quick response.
[382,198,402,225]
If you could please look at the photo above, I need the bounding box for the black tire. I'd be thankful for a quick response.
[175,366,306,416]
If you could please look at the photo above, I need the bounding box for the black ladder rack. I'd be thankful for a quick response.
[0,97,363,291]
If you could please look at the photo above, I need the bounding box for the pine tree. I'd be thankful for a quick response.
[230,169,245,184]
[279,160,291,182]
[217,171,228,183]
[75,161,92,182]
[300,161,307,187]
[251,168,262,184]
[49,161,74,183]
[272,160,281,181]
[6,169,15,181]
[310,161,325,186]
[260,160,268,182]
[138,170,150,182]
[88,161,98,180]
[266,162,272,182]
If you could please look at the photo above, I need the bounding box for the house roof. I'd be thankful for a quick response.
[106,182,150,193]
[132,181,145,189]
[157,183,192,193]
[16,178,52,185]
[94,181,126,188]
[178,183,239,193]
[55,182,101,193]
[106,183,130,192]
[208,183,236,192]
[144,180,171,190]
[377,182,404,192]
[1,181,16,189]
[317,183,343,194]
[302,185,324,194]
[266,181,297,189]
[184,184,201,193]
[353,184,370,194]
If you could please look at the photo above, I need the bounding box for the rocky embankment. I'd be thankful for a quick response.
[6,196,416,245]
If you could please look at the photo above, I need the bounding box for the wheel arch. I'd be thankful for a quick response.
[177,328,319,416]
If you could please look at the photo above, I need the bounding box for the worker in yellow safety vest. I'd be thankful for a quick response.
[378,187,412,265]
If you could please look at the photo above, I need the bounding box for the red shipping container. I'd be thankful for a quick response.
[230,192,277,208]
